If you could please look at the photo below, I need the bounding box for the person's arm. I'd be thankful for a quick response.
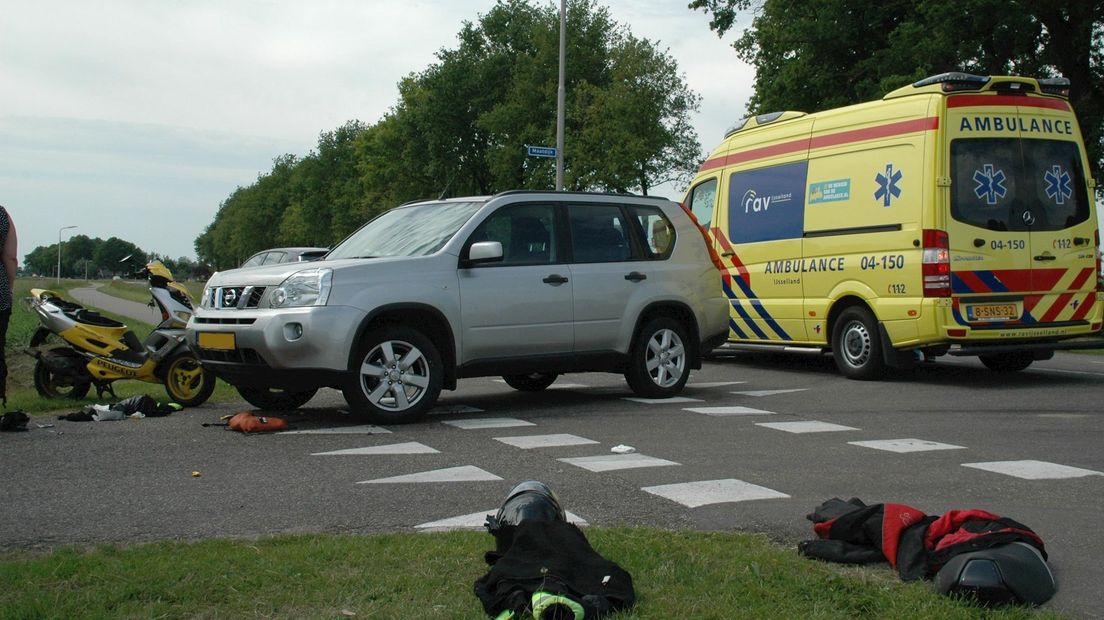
[2,219,17,291]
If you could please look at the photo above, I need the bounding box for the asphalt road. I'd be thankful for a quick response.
[4,340,1102,618]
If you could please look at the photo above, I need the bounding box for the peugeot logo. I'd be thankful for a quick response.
[1022,210,1036,226]
[221,288,239,308]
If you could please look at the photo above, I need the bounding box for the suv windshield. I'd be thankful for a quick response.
[327,201,484,259]
[950,138,1089,232]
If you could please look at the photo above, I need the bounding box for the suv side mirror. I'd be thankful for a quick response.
[466,241,504,265]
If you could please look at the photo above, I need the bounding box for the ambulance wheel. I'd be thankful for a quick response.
[33,359,91,399]
[503,372,558,391]
[979,352,1034,372]
[624,317,690,398]
[832,306,886,380]
[237,387,318,411]
[342,325,443,424]
[163,352,217,407]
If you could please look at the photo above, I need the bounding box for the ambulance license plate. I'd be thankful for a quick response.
[966,303,1019,322]
[198,332,236,350]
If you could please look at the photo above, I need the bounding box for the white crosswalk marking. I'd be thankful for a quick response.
[756,421,859,434]
[430,404,484,415]
[683,381,747,389]
[684,406,775,416]
[962,460,1104,480]
[443,418,535,430]
[415,510,589,530]
[494,434,599,449]
[642,479,789,507]
[312,442,439,456]
[849,438,965,453]
[281,424,391,435]
[357,466,502,484]
[731,389,808,397]
[622,396,704,404]
[559,454,679,472]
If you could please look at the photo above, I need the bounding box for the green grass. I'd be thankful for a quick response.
[7,278,237,414]
[0,529,1061,619]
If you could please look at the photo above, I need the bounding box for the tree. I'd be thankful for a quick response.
[373,0,701,197]
[689,0,1104,185]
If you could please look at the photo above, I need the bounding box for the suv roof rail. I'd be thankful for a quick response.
[494,189,669,202]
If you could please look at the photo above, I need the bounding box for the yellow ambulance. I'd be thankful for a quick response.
[684,72,1103,379]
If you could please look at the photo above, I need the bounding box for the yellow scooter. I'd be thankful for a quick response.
[24,259,215,406]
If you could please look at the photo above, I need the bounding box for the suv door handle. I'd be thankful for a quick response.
[624,271,647,282]
[542,274,569,284]
[1033,254,1056,261]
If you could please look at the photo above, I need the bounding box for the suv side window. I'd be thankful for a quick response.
[468,203,558,265]
[687,177,718,228]
[569,204,632,263]
[628,205,675,259]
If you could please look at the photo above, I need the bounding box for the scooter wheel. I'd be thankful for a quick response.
[33,358,91,400]
[163,353,216,407]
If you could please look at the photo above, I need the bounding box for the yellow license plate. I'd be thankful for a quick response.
[198,332,236,350]
[967,303,1019,321]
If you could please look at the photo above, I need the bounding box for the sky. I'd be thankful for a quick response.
[0,0,755,264]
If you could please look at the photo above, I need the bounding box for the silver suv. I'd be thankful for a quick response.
[187,191,729,423]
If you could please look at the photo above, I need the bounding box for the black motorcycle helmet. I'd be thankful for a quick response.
[492,480,566,528]
[934,542,1056,606]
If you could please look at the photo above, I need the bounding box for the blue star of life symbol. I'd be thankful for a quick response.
[1044,165,1072,205]
[874,164,902,207]
[972,164,1007,205]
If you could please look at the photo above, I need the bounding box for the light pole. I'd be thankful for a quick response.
[57,225,77,284]
[555,0,566,191]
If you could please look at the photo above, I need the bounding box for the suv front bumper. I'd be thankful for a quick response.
[187,304,365,389]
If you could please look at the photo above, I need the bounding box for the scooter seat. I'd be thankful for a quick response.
[70,308,125,328]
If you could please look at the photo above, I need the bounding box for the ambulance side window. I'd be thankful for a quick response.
[687,178,717,228]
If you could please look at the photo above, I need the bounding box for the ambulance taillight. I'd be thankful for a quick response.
[1096,230,1103,293]
[923,229,951,297]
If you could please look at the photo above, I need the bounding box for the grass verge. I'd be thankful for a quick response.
[0,529,1061,619]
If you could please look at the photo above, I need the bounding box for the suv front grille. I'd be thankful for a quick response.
[206,286,267,309]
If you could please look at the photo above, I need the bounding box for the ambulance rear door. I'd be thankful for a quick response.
[945,93,1096,332]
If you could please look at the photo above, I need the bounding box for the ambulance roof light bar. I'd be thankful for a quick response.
[913,72,990,93]
[1037,77,1071,98]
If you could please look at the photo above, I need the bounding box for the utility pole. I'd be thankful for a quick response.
[555,0,566,191]
[57,225,77,284]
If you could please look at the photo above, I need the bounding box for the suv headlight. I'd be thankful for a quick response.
[270,268,333,308]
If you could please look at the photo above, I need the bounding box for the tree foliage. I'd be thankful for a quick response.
[22,235,150,279]
[193,0,702,269]
[689,0,1104,184]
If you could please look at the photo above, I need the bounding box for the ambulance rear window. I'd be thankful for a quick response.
[950,139,1089,232]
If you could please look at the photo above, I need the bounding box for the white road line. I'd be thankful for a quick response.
[281,424,391,435]
[684,406,775,416]
[494,434,599,449]
[848,438,966,453]
[756,421,859,434]
[559,454,680,472]
[731,389,808,397]
[312,442,439,456]
[962,460,1104,480]
[492,379,588,389]
[430,404,485,415]
[357,465,502,484]
[642,479,790,507]
[622,396,704,404]
[415,510,588,530]
[443,417,536,430]
[684,381,747,389]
